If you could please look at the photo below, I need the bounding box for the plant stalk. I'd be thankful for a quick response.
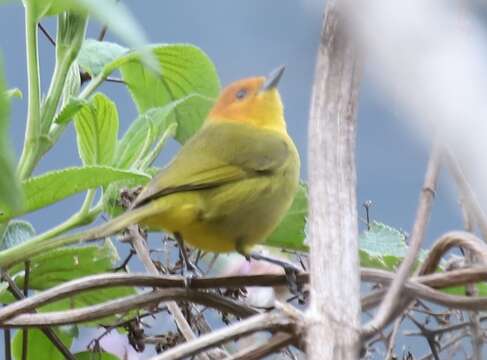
[17,4,41,180]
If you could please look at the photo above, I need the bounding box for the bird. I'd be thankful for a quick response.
[5,66,301,273]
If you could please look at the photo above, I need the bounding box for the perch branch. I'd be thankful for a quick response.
[150,311,297,360]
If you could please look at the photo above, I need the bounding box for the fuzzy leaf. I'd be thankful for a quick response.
[74,93,119,165]
[78,39,128,77]
[0,166,150,220]
[0,220,35,250]
[106,44,220,143]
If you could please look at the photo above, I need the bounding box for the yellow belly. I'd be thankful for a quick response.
[139,175,297,254]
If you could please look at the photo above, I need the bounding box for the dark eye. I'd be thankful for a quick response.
[235,88,248,100]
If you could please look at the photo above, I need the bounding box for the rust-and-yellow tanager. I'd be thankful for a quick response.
[4,66,300,265]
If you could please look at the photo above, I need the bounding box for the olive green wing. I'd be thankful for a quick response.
[132,122,290,207]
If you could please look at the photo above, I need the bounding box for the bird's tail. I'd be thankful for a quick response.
[0,201,164,268]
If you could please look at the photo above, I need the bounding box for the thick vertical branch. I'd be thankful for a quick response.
[306,1,362,359]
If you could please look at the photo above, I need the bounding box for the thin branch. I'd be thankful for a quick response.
[97,0,119,41]
[362,142,442,337]
[418,331,470,360]
[0,289,256,327]
[5,265,487,326]
[384,315,404,359]
[37,23,55,46]
[150,312,296,360]
[128,225,201,347]
[445,150,487,241]
[459,198,484,360]
[4,329,11,360]
[0,272,301,322]
[228,333,296,360]
[2,272,75,359]
[418,231,487,275]
[21,262,30,360]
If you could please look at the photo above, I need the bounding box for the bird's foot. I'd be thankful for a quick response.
[245,251,305,303]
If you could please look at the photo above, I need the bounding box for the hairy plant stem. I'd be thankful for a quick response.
[32,191,102,244]
[0,191,101,268]
[17,4,41,180]
[41,53,77,134]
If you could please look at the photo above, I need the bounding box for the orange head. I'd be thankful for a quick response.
[207,66,287,133]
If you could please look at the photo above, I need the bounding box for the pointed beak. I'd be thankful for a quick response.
[260,65,285,92]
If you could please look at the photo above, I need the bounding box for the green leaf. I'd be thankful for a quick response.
[75,352,120,360]
[115,98,190,169]
[13,328,73,360]
[0,166,150,220]
[264,184,308,251]
[11,241,118,290]
[109,44,220,143]
[0,59,22,216]
[359,221,410,270]
[54,97,87,125]
[74,93,119,165]
[0,281,9,299]
[62,62,81,102]
[6,88,22,99]
[78,39,128,77]
[1,220,35,250]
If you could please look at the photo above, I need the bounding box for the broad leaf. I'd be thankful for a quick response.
[10,241,118,289]
[78,39,128,77]
[0,166,150,220]
[74,93,119,165]
[54,97,87,125]
[264,184,308,251]
[115,98,190,169]
[359,221,414,270]
[107,44,220,143]
[0,60,22,215]
[13,328,73,360]
[0,220,35,250]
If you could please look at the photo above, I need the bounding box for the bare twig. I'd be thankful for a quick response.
[229,333,296,360]
[150,312,296,360]
[445,150,487,241]
[5,265,487,325]
[418,331,469,360]
[2,272,75,359]
[1,289,256,327]
[128,225,201,347]
[418,231,487,275]
[385,315,404,359]
[37,23,55,46]
[362,142,441,337]
[21,261,30,360]
[458,198,484,360]
[97,0,119,41]
[4,329,11,360]
[307,1,362,358]
[406,314,441,360]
